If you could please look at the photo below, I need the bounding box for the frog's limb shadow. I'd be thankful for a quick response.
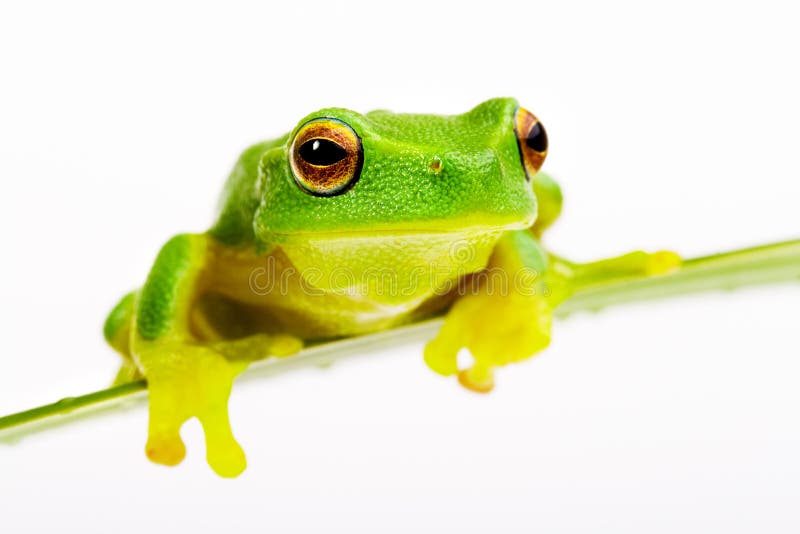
[425,231,681,392]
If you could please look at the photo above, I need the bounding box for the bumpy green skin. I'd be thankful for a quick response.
[211,98,537,244]
[103,291,135,354]
[103,97,683,476]
[531,172,563,236]
[103,291,134,342]
[210,137,286,246]
[136,235,195,340]
[130,97,550,342]
[109,97,659,477]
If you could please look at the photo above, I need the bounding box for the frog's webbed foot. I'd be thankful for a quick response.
[135,333,302,477]
[425,287,553,393]
[424,230,556,392]
[138,341,247,477]
[424,232,682,393]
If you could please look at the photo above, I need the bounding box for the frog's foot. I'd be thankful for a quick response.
[424,289,552,393]
[576,249,682,281]
[140,342,247,477]
[136,334,302,477]
[644,250,682,276]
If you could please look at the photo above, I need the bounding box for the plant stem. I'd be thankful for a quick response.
[2,239,798,441]
[0,381,147,442]
[557,239,800,316]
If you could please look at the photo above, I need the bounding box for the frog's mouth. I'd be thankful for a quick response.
[260,216,535,243]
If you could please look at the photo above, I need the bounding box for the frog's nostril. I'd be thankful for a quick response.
[429,156,443,174]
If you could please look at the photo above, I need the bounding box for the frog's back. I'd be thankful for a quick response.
[209,135,288,246]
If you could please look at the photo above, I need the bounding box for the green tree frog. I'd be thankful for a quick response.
[103,98,679,477]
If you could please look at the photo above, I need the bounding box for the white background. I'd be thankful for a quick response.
[1,1,799,532]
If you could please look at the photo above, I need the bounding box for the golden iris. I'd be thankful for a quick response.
[289,118,363,196]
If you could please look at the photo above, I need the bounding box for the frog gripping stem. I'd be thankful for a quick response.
[139,342,248,477]
[0,238,797,476]
[425,230,555,392]
[0,99,798,479]
[425,230,684,394]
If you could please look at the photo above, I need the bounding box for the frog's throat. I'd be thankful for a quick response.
[272,223,527,303]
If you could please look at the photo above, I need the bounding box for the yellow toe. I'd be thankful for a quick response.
[457,365,495,394]
[646,251,682,275]
[146,432,186,467]
[423,339,459,376]
[206,438,247,478]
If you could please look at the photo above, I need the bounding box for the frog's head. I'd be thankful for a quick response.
[252,98,548,296]
[254,97,547,243]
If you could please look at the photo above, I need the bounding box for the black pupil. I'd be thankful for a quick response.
[299,138,348,166]
[526,122,548,153]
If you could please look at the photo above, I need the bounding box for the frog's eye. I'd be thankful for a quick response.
[289,118,363,196]
[514,107,548,181]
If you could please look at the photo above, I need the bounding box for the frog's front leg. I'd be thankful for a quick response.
[425,230,682,393]
[424,230,557,392]
[131,234,299,477]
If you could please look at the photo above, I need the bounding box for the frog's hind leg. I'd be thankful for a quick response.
[531,172,563,238]
[555,248,682,292]
[103,291,143,385]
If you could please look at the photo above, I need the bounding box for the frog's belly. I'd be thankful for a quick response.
[257,289,443,338]
[220,258,464,338]
[211,230,503,339]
